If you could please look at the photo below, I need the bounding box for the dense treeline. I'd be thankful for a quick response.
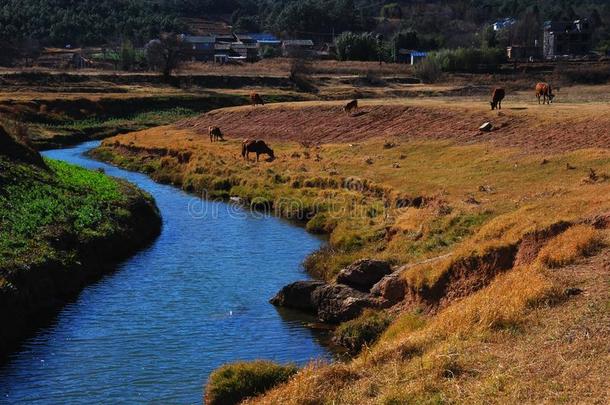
[0,0,183,46]
[1,0,609,50]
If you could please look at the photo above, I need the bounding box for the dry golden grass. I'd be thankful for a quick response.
[95,95,610,404]
[96,100,610,279]
[252,246,610,404]
[537,225,605,268]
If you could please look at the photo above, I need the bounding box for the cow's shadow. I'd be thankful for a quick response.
[350,111,369,117]
[508,107,528,110]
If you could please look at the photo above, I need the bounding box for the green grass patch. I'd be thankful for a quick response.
[0,156,129,268]
[205,360,298,405]
[333,310,393,354]
[46,107,198,132]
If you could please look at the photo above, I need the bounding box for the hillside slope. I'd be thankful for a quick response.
[177,99,610,153]
[92,97,610,404]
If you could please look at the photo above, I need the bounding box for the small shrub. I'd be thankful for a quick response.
[204,360,298,405]
[557,64,610,84]
[537,225,604,268]
[414,56,442,83]
[306,212,337,234]
[333,310,392,354]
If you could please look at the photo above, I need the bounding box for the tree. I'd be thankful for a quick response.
[20,38,41,67]
[234,16,260,32]
[512,8,541,46]
[145,33,182,79]
[393,29,419,50]
[0,41,19,67]
[120,40,136,71]
[335,32,380,61]
[481,26,497,48]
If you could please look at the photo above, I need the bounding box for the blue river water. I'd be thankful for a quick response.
[0,141,329,404]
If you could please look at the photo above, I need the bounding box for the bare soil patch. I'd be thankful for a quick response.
[176,99,610,153]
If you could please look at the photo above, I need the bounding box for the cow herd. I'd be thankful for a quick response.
[208,85,557,163]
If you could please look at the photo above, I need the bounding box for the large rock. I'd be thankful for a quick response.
[370,273,406,304]
[271,279,389,323]
[269,280,325,312]
[336,259,393,292]
[311,284,376,323]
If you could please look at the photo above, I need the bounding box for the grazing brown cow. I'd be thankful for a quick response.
[535,82,554,105]
[241,139,275,162]
[208,126,224,142]
[490,88,505,110]
[343,99,358,114]
[250,92,265,106]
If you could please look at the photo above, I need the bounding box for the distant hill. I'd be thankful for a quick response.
[0,0,608,50]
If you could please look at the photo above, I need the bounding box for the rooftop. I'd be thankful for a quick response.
[283,39,314,47]
[182,35,215,44]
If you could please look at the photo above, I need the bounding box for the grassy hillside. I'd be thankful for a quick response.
[0,122,161,358]
[91,95,610,403]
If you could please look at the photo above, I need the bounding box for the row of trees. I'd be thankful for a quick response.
[0,0,184,47]
[2,0,609,50]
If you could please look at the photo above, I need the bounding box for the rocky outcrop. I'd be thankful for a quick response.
[269,280,325,311]
[270,280,385,323]
[370,272,406,304]
[312,284,381,323]
[335,259,392,292]
[271,259,394,323]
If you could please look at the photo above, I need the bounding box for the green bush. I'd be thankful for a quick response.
[429,47,506,72]
[335,31,382,61]
[204,361,298,405]
[333,310,392,354]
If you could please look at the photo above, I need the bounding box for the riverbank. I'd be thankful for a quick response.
[0,70,312,150]
[92,97,610,403]
[1,139,330,404]
[0,124,161,360]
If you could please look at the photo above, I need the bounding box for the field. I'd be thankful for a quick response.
[3,63,609,402]
[92,84,610,403]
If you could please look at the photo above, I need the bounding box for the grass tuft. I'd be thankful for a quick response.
[333,310,392,354]
[205,361,297,405]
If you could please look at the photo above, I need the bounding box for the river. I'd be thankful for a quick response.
[0,141,329,404]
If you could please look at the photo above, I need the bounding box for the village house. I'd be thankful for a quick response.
[248,33,281,48]
[492,17,516,31]
[182,35,216,62]
[35,48,93,69]
[543,19,592,59]
[396,49,427,64]
[230,41,259,62]
[506,44,542,61]
[282,39,314,57]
